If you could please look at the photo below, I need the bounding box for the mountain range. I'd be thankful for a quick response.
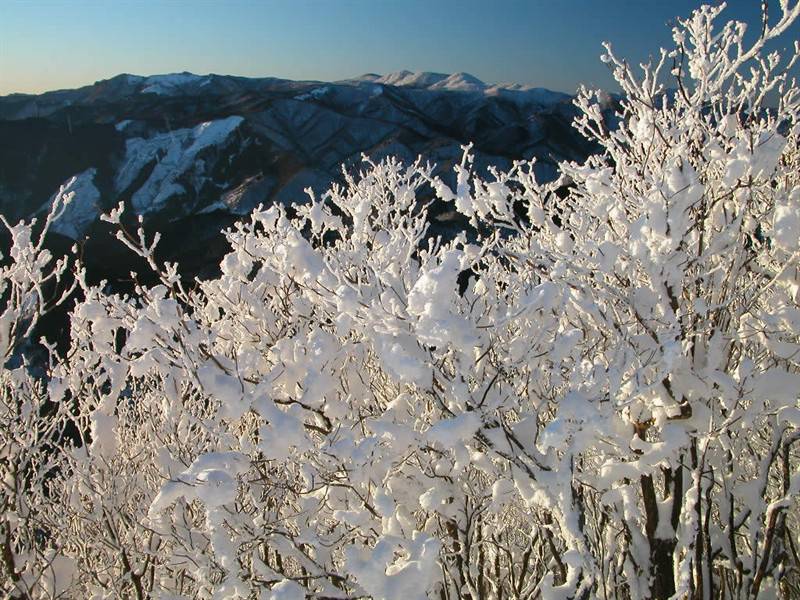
[0,71,613,281]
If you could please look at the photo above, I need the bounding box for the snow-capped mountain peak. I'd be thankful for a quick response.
[374,71,449,88]
[429,72,486,92]
[365,71,498,93]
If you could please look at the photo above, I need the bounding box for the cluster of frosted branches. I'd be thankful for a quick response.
[2,3,800,599]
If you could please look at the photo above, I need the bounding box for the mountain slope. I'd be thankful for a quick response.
[0,71,614,280]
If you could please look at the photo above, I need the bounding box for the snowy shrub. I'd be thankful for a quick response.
[0,192,79,598]
[3,3,800,599]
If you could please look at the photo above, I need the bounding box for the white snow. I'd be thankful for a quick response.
[427,412,482,447]
[41,168,101,239]
[197,362,247,420]
[773,187,800,250]
[267,579,306,600]
[294,85,331,101]
[429,72,486,92]
[407,249,478,351]
[486,84,571,105]
[368,70,569,102]
[141,72,208,95]
[115,115,244,214]
[345,532,441,600]
[375,70,486,92]
[114,119,133,132]
[375,70,449,88]
[372,334,432,387]
[149,451,249,515]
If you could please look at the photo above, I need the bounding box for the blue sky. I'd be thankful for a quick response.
[0,1,794,95]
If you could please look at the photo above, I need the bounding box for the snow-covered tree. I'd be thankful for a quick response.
[3,2,800,599]
[0,192,79,598]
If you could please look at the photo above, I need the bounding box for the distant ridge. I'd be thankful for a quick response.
[2,70,572,100]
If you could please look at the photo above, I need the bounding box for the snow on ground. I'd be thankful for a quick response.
[41,168,101,239]
[115,115,244,214]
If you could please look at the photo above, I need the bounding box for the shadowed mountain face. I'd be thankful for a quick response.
[0,71,609,281]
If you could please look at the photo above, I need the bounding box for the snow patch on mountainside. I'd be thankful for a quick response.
[375,70,487,91]
[373,71,566,95]
[376,71,449,88]
[429,72,486,92]
[41,169,101,239]
[295,86,331,101]
[115,116,244,214]
[486,84,571,105]
[366,71,570,102]
[141,72,208,95]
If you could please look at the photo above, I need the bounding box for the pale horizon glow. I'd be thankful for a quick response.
[0,0,794,96]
